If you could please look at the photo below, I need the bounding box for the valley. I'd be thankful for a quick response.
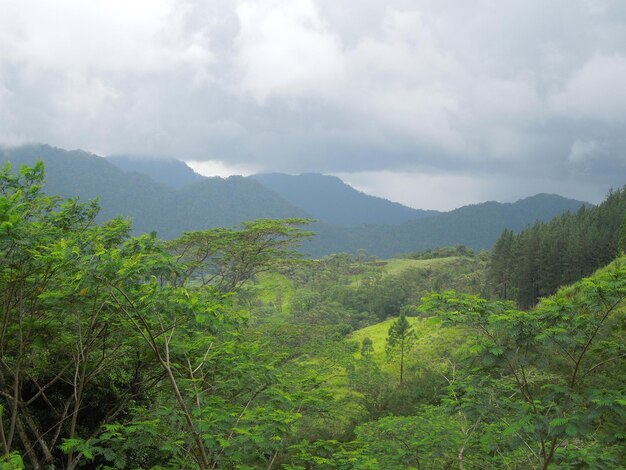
[0,151,624,469]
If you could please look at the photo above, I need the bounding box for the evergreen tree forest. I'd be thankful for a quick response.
[1,164,625,469]
[488,187,626,308]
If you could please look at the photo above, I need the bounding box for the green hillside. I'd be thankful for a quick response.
[489,186,626,307]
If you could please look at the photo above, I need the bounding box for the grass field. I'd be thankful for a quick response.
[254,271,295,315]
[381,257,462,276]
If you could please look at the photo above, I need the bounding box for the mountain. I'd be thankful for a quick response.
[304,194,589,258]
[0,144,307,237]
[251,172,438,226]
[107,154,203,189]
[0,144,589,258]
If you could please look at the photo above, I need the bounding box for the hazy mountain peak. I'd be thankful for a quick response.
[107,155,203,189]
[0,145,592,258]
[250,172,439,227]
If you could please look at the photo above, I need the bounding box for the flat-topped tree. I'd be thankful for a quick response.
[166,218,313,293]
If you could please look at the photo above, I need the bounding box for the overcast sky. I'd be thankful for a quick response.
[1,0,625,210]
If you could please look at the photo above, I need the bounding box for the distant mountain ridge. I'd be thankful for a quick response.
[0,144,589,257]
[106,158,437,226]
[0,144,307,238]
[304,193,589,257]
[107,155,203,189]
[250,173,438,226]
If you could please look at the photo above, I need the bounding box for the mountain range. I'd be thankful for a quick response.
[0,144,589,257]
[251,173,438,226]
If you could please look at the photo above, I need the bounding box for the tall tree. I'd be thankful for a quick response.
[489,229,515,299]
[386,315,414,385]
[618,215,626,256]
[489,186,626,307]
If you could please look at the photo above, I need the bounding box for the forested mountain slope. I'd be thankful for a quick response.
[489,186,626,307]
[251,172,438,226]
[305,193,588,257]
[102,155,588,257]
[0,144,588,257]
[107,154,203,189]
[0,144,308,237]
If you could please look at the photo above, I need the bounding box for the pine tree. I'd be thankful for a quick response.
[386,315,414,385]
[618,215,626,256]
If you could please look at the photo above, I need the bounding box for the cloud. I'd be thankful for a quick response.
[338,169,611,211]
[0,0,625,208]
[568,139,600,165]
[234,0,345,102]
[550,54,626,122]
[0,0,186,73]
[186,159,259,178]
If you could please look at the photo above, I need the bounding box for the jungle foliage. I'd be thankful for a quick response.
[0,163,624,469]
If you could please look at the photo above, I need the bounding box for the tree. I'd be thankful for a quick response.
[0,162,156,468]
[0,163,312,469]
[488,229,515,299]
[385,315,414,385]
[419,259,626,468]
[166,218,313,293]
[361,337,374,358]
[489,186,626,308]
[353,407,464,469]
[619,214,626,255]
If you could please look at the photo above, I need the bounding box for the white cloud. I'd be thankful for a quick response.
[234,0,345,103]
[337,169,608,211]
[568,139,600,165]
[0,0,180,73]
[550,54,626,121]
[0,0,625,207]
[337,170,488,210]
[186,159,259,178]
[343,9,467,154]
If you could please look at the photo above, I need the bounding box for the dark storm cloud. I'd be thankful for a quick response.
[0,0,624,208]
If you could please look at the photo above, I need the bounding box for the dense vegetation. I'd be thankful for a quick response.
[0,163,317,468]
[488,187,626,307]
[0,144,308,238]
[1,163,624,469]
[0,145,587,258]
[305,194,588,258]
[107,155,203,190]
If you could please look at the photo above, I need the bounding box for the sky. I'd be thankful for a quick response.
[1,0,625,210]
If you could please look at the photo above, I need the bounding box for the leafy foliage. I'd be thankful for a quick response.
[0,163,313,469]
[0,161,624,468]
[420,258,626,467]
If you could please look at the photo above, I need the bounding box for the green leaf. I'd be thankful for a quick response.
[550,417,568,427]
[565,424,578,437]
